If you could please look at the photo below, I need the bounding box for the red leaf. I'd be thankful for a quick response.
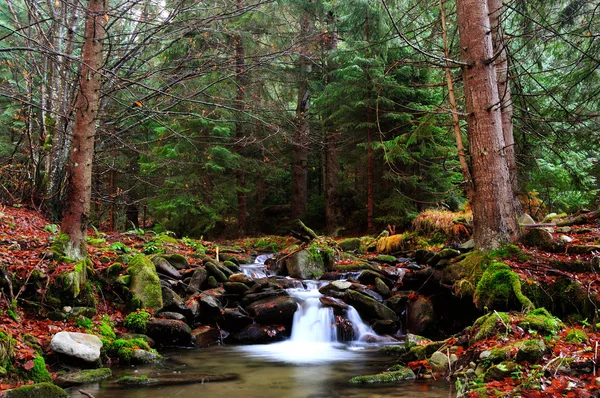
[22,360,35,371]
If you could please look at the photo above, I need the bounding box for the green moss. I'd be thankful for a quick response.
[51,233,71,262]
[97,316,116,339]
[565,328,588,343]
[117,374,158,385]
[379,346,406,356]
[127,255,163,310]
[472,312,511,343]
[22,355,52,383]
[490,245,530,262]
[155,235,178,244]
[518,309,564,336]
[0,331,15,367]
[3,383,69,398]
[123,309,151,333]
[57,368,112,385]
[349,367,416,383]
[101,337,160,363]
[474,262,533,311]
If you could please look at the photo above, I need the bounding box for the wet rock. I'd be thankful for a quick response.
[459,239,475,251]
[191,325,221,347]
[205,262,228,282]
[246,296,298,326]
[223,282,250,294]
[242,290,287,306]
[145,319,192,346]
[155,311,186,322]
[230,324,287,344]
[160,254,189,270]
[3,383,69,398]
[407,295,435,336]
[219,307,253,332]
[343,290,398,322]
[319,296,349,312]
[357,270,385,285]
[223,260,241,273]
[55,368,112,387]
[186,268,208,293]
[116,372,238,387]
[285,249,327,279]
[161,287,191,319]
[385,294,409,315]
[428,351,449,372]
[128,255,163,311]
[349,365,415,383]
[371,319,398,335]
[130,349,161,364]
[229,273,252,284]
[374,277,390,296]
[352,286,383,302]
[51,332,103,363]
[152,256,183,280]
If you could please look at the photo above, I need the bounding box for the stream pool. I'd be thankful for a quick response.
[66,344,454,398]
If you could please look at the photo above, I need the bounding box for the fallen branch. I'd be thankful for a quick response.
[79,390,96,398]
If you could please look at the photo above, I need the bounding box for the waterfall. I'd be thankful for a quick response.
[287,288,336,343]
[239,254,274,279]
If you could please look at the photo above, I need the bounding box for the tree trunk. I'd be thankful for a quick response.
[234,0,248,234]
[291,8,312,220]
[61,0,106,260]
[488,0,522,215]
[456,0,520,250]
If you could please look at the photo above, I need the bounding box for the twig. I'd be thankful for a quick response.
[79,390,96,398]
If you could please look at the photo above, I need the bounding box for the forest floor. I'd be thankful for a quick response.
[1,205,600,396]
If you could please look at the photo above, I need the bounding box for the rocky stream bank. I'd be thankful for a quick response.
[2,207,600,396]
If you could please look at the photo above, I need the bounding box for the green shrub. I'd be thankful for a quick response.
[123,310,151,333]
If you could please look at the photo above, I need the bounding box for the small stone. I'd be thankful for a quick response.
[428,351,449,372]
[519,213,536,225]
[63,306,72,313]
[479,350,491,360]
[560,235,573,243]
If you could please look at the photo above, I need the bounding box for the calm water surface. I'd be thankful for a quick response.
[66,344,454,398]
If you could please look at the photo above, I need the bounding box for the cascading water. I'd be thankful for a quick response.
[240,257,392,363]
[240,254,274,279]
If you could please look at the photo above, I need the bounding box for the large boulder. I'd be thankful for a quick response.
[51,332,102,363]
[522,228,555,251]
[246,296,298,326]
[285,249,327,279]
[145,319,192,346]
[407,295,435,336]
[230,324,287,344]
[343,290,398,322]
[128,255,163,310]
[191,325,221,347]
[186,267,208,293]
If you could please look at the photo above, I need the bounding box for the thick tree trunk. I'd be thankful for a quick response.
[456,0,520,250]
[61,0,106,260]
[234,0,248,234]
[291,9,312,220]
[488,0,522,215]
[365,11,374,233]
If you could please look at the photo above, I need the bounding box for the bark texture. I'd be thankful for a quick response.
[488,0,522,215]
[457,0,520,249]
[61,0,106,260]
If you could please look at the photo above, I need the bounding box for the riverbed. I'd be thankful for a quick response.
[67,344,453,398]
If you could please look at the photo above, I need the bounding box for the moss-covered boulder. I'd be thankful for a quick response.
[338,238,361,252]
[128,255,163,311]
[285,249,328,279]
[55,368,112,387]
[515,339,546,363]
[522,228,555,250]
[160,254,189,270]
[349,365,416,383]
[474,262,533,311]
[484,361,521,382]
[471,312,511,344]
[566,328,589,343]
[3,383,69,398]
[517,308,563,336]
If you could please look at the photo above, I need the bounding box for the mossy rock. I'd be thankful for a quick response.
[21,355,51,383]
[338,238,361,253]
[474,262,533,311]
[376,233,419,254]
[106,262,124,279]
[127,255,163,311]
[55,368,112,387]
[399,345,427,363]
[349,366,416,383]
[484,361,521,382]
[565,328,588,343]
[374,254,396,263]
[379,345,406,356]
[118,374,158,386]
[3,383,69,398]
[160,254,189,270]
[471,312,511,343]
[514,339,546,363]
[155,235,179,244]
[518,308,564,336]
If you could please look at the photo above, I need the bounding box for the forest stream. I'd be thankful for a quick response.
[66,256,453,397]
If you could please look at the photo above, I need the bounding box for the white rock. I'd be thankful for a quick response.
[519,213,536,225]
[51,332,103,362]
[560,235,574,243]
[331,280,352,290]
